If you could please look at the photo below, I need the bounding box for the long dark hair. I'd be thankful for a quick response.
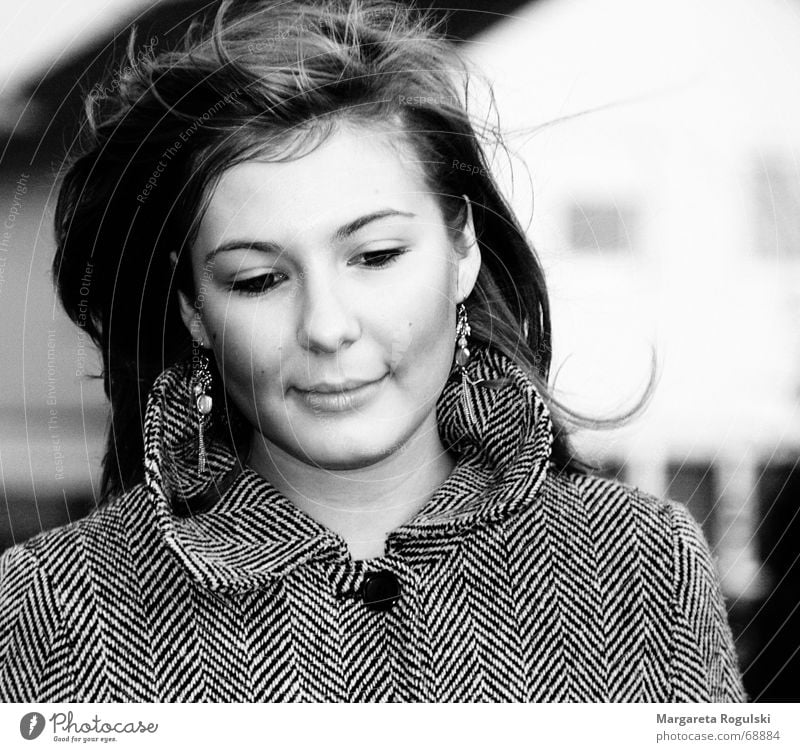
[52,0,654,502]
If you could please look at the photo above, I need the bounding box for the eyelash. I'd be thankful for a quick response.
[229,248,409,297]
[353,247,409,268]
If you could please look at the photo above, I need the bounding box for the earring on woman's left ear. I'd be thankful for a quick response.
[455,303,479,425]
[190,345,213,474]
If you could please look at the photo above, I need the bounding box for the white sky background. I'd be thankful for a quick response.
[0,0,164,95]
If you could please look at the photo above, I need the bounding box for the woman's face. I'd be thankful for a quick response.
[177,124,480,470]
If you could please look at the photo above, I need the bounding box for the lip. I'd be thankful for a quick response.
[300,378,381,393]
[294,374,388,413]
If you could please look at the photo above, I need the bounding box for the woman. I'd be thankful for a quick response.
[0,0,745,701]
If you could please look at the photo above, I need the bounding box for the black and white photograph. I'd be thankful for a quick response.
[1,0,799,733]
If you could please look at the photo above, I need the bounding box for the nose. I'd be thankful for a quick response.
[296,271,361,353]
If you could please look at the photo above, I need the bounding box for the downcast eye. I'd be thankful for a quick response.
[355,248,409,268]
[230,272,286,296]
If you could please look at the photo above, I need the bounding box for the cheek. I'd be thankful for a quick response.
[388,271,456,381]
[202,297,285,387]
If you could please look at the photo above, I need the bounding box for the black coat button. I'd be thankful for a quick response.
[359,571,401,612]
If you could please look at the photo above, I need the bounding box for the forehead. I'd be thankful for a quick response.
[195,125,431,249]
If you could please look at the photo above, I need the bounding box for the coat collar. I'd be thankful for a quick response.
[142,346,554,592]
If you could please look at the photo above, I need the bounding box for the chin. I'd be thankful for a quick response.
[289,426,409,471]
[303,453,390,472]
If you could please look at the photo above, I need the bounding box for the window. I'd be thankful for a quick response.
[753,156,800,259]
[665,460,717,543]
[568,201,636,252]
[743,459,800,700]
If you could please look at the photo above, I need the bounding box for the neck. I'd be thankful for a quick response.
[246,414,456,561]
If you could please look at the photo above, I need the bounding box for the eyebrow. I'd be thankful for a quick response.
[203,208,417,265]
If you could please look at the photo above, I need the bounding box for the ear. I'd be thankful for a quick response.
[453,194,481,304]
[170,250,210,347]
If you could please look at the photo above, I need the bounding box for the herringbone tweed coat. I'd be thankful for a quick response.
[0,347,746,702]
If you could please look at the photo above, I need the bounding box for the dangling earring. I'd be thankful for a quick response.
[190,345,213,474]
[455,303,478,424]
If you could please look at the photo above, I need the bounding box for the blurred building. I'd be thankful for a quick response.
[463,0,800,700]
